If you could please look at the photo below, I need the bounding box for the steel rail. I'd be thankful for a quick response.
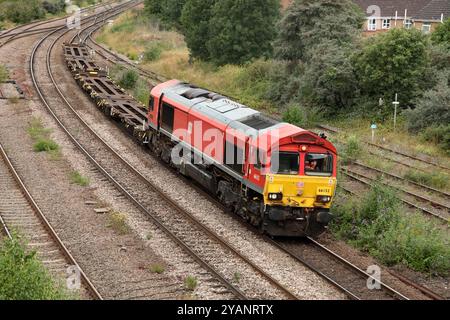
[316,124,450,172]
[30,1,258,301]
[0,142,102,299]
[341,169,449,223]
[50,11,300,301]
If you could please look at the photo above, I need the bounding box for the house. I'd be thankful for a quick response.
[353,0,449,34]
[280,0,449,34]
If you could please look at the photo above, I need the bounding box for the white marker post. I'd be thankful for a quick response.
[371,123,377,143]
[393,93,399,131]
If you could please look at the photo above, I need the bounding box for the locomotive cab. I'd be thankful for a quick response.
[260,132,337,237]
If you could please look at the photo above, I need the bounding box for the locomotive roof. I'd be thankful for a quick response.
[162,82,282,136]
[155,80,336,154]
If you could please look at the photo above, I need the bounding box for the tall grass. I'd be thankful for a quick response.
[331,182,450,276]
[0,64,8,83]
[404,170,448,190]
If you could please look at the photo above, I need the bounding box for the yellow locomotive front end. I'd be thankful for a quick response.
[261,147,337,237]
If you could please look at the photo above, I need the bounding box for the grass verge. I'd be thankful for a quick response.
[331,182,450,276]
[403,170,448,190]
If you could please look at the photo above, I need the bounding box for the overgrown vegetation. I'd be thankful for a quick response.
[0,235,72,299]
[27,117,60,155]
[331,182,450,276]
[341,135,363,163]
[403,170,448,190]
[108,211,130,235]
[149,264,165,274]
[69,171,90,187]
[184,275,198,291]
[0,64,8,83]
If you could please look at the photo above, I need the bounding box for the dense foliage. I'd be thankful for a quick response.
[205,0,279,65]
[0,236,71,299]
[431,18,450,49]
[355,28,429,110]
[180,0,216,60]
[274,0,364,61]
[148,0,279,65]
[332,183,450,276]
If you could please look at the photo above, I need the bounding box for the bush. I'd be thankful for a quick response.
[431,18,450,49]
[1,0,46,24]
[282,105,322,128]
[331,183,450,275]
[342,135,362,163]
[143,44,162,62]
[118,69,139,89]
[355,28,429,112]
[42,0,66,15]
[33,139,59,153]
[406,71,450,133]
[0,236,71,299]
[420,125,450,155]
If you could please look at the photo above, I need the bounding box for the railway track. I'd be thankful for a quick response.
[341,168,450,223]
[0,142,102,300]
[0,2,111,49]
[83,25,450,300]
[28,0,305,300]
[317,124,450,173]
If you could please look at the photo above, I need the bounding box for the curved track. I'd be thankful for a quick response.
[27,0,306,300]
[84,25,448,301]
[0,142,102,300]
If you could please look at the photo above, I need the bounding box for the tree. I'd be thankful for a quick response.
[406,71,450,132]
[431,18,450,49]
[206,0,279,65]
[301,40,360,111]
[181,0,217,60]
[355,28,429,111]
[274,0,364,62]
[144,0,163,16]
[0,0,45,24]
[144,0,187,28]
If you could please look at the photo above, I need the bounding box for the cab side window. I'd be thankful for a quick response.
[161,102,175,132]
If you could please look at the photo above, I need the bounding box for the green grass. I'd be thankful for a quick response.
[403,170,448,190]
[341,135,363,164]
[107,211,130,235]
[331,182,450,276]
[149,264,165,274]
[0,235,73,300]
[69,171,90,187]
[27,117,60,156]
[0,64,8,83]
[33,138,59,153]
[184,276,198,291]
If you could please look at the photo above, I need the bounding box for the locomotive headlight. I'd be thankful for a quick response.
[316,195,332,203]
[268,193,283,201]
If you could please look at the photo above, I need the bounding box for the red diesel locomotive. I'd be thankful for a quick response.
[146,80,338,237]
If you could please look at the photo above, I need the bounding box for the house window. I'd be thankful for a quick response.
[382,19,391,29]
[368,18,377,31]
[422,22,432,33]
[404,19,412,29]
